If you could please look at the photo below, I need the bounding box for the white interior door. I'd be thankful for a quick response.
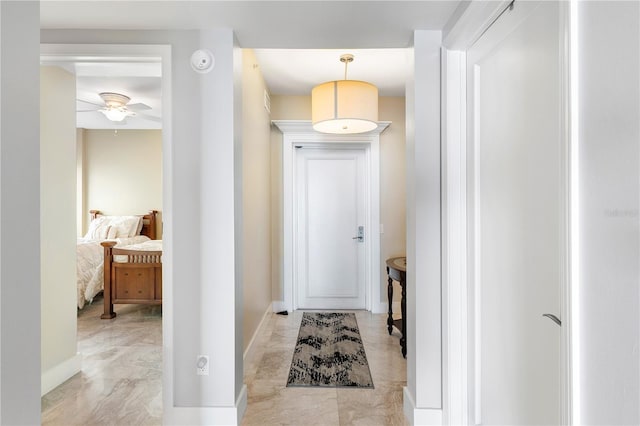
[467,1,564,424]
[295,147,366,310]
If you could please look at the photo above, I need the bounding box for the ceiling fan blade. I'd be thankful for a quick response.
[77,98,104,108]
[77,109,100,113]
[127,102,152,112]
[136,112,162,123]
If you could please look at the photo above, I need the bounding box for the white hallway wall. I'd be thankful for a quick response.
[405,30,443,423]
[0,2,41,424]
[579,2,639,424]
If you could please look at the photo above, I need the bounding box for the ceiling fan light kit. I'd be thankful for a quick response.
[100,107,131,122]
[100,92,130,107]
[98,92,136,122]
[311,54,378,134]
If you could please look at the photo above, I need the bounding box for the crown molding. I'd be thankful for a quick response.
[272,120,390,136]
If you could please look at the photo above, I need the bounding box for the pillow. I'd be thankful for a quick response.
[105,216,143,238]
[85,215,142,239]
[83,216,111,239]
[136,217,145,236]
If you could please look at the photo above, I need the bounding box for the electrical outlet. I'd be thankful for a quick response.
[196,355,209,376]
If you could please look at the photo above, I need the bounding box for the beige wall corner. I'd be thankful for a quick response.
[378,97,407,303]
[242,49,273,351]
[41,66,80,393]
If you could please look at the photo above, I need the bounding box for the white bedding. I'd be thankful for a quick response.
[113,239,163,263]
[76,235,151,309]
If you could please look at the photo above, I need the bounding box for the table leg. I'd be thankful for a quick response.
[400,277,406,358]
[387,269,393,335]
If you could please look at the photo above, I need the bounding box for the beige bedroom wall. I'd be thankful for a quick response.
[41,66,80,392]
[82,129,162,238]
[269,95,407,305]
[242,49,273,352]
[77,128,86,236]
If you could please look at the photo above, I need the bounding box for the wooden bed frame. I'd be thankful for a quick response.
[90,210,162,319]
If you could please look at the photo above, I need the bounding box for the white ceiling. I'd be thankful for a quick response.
[40,1,464,48]
[40,0,466,129]
[254,48,410,96]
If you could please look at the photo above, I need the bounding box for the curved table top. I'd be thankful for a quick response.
[386,256,406,272]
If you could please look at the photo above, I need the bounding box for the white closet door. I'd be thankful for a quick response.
[467,1,564,424]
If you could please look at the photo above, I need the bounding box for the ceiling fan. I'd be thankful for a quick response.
[77,92,160,124]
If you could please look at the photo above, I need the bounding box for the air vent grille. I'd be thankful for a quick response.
[264,89,271,115]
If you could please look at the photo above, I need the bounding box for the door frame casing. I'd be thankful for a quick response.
[441,1,575,424]
[274,120,389,314]
[39,42,174,404]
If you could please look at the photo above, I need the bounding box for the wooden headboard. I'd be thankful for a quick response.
[89,210,158,240]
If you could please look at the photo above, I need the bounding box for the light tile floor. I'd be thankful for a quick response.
[42,299,407,425]
[41,299,163,426]
[242,310,408,426]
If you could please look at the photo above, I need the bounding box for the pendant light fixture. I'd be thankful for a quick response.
[312,54,378,134]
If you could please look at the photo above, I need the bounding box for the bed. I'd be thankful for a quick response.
[100,235,163,319]
[76,210,158,310]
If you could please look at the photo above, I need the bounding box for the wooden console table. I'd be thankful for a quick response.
[386,256,406,358]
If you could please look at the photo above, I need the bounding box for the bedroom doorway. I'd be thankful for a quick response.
[39,44,169,422]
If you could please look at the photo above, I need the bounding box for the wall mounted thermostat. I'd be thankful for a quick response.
[190,49,215,74]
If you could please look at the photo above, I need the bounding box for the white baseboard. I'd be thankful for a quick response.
[236,384,248,422]
[243,304,272,362]
[165,385,247,426]
[372,302,386,314]
[272,300,287,313]
[372,301,401,315]
[277,300,397,316]
[41,352,82,396]
[403,387,443,425]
